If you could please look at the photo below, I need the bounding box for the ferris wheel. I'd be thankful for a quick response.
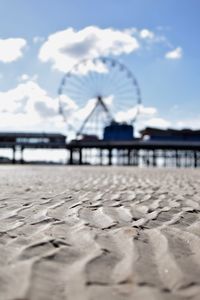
[58,57,142,138]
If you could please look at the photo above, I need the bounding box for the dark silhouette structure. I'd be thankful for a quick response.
[67,127,200,167]
[104,122,134,141]
[0,128,200,167]
[0,132,66,163]
[67,139,200,167]
[140,127,200,142]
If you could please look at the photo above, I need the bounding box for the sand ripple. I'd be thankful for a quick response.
[0,166,200,299]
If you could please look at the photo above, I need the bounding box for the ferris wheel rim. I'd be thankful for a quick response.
[58,56,142,105]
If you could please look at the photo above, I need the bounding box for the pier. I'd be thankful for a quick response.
[0,132,200,167]
[67,140,200,167]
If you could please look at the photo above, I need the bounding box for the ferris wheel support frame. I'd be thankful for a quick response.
[77,96,114,137]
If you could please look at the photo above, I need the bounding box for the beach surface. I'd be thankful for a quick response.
[0,166,200,300]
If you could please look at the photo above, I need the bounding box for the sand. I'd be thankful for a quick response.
[0,166,200,300]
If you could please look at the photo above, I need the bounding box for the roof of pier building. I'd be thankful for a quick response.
[140,127,200,141]
[0,132,66,138]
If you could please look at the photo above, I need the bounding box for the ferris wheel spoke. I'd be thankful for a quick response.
[61,84,92,102]
[65,76,94,100]
[90,70,104,97]
[113,82,136,96]
[84,73,101,98]
[105,71,131,96]
[111,67,133,87]
[114,100,138,111]
[103,64,122,93]
[66,77,90,97]
[114,97,138,111]
[80,73,100,97]
[110,64,125,83]
[70,67,100,95]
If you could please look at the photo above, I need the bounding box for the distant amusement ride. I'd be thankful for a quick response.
[58,57,142,141]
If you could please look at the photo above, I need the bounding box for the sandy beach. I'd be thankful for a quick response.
[0,166,200,300]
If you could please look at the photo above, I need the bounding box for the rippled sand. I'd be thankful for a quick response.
[0,166,200,300]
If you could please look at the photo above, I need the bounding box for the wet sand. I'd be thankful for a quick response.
[0,166,200,300]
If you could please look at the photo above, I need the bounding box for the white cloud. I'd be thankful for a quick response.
[137,116,200,133]
[175,118,200,129]
[144,117,171,128]
[140,29,155,39]
[115,104,157,123]
[165,47,183,60]
[1,81,58,116]
[0,81,64,131]
[39,26,140,72]
[104,95,113,107]
[60,97,98,127]
[71,58,109,75]
[75,98,96,121]
[20,74,29,81]
[33,36,45,44]
[0,38,27,63]
[59,95,78,112]
[138,105,157,115]
[39,26,183,72]
[18,73,38,82]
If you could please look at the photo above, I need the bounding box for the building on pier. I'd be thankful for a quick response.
[140,127,200,142]
[0,132,67,164]
[103,122,134,141]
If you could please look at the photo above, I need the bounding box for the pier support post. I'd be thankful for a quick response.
[117,149,121,165]
[20,147,24,164]
[194,151,197,168]
[146,151,150,167]
[127,149,131,165]
[135,150,139,166]
[153,150,157,167]
[163,150,167,167]
[184,151,187,168]
[69,149,73,165]
[99,149,103,165]
[175,150,180,168]
[79,148,82,165]
[12,147,16,164]
[108,148,112,166]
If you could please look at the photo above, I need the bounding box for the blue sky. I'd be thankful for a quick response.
[0,0,199,142]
